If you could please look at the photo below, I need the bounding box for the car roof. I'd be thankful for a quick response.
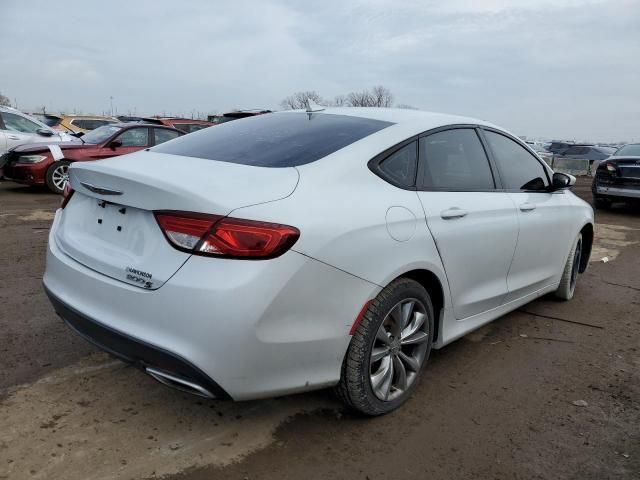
[282,107,498,132]
[114,122,182,130]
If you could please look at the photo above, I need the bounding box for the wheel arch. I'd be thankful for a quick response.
[392,268,445,344]
[578,222,594,273]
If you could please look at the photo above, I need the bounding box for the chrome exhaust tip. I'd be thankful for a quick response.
[145,366,216,399]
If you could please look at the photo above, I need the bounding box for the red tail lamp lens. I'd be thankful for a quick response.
[155,212,299,259]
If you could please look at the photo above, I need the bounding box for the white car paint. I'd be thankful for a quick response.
[0,107,73,155]
[43,108,594,402]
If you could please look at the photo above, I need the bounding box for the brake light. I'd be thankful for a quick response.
[155,212,300,259]
[605,162,617,173]
[61,183,74,209]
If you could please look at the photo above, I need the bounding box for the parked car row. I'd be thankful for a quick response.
[1,122,184,193]
[31,113,120,134]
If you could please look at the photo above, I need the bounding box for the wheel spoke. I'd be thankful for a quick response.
[401,311,425,340]
[376,325,391,345]
[401,300,415,330]
[401,330,429,346]
[398,351,421,372]
[379,357,394,400]
[392,354,407,391]
[371,346,390,363]
[389,304,403,337]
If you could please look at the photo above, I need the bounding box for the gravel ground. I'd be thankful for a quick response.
[0,177,638,480]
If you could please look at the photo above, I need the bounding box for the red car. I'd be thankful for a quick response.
[1,123,183,193]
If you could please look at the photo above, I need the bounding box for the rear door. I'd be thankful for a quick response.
[481,129,574,301]
[416,127,519,320]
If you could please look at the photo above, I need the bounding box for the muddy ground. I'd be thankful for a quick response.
[0,178,638,480]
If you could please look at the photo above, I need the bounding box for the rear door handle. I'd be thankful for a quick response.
[8,135,20,140]
[519,202,536,212]
[440,207,468,220]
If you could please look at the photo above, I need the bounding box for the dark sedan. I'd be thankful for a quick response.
[1,123,183,193]
[592,145,640,208]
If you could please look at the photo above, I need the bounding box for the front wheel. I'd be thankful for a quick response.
[45,160,71,194]
[555,233,583,301]
[336,278,434,416]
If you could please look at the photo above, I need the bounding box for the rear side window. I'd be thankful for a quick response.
[378,142,417,188]
[419,129,495,191]
[72,119,114,130]
[152,113,393,167]
[484,131,549,190]
[117,127,149,147]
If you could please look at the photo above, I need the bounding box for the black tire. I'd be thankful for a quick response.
[45,160,71,194]
[336,278,434,416]
[555,233,583,301]
[593,195,611,210]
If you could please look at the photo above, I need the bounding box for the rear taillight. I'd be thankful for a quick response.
[61,183,74,209]
[605,162,617,173]
[154,212,300,259]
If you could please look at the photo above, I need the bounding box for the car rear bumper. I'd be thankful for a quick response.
[595,185,640,199]
[45,286,230,399]
[44,210,378,400]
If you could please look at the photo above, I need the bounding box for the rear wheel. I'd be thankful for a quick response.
[336,278,434,415]
[46,160,71,194]
[555,233,583,301]
[593,195,611,210]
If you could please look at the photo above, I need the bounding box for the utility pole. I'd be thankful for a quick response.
[110,96,114,116]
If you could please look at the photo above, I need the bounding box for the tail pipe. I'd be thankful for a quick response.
[145,367,216,399]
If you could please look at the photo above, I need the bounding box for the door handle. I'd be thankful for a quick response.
[519,202,536,212]
[440,207,468,220]
[8,135,20,140]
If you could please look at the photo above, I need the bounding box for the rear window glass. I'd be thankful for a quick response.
[152,113,393,167]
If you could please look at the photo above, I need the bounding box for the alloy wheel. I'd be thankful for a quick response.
[52,164,69,192]
[369,298,429,401]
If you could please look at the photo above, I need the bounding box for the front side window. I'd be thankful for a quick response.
[152,112,393,167]
[154,128,181,145]
[82,125,122,144]
[419,129,495,191]
[378,142,417,188]
[117,128,149,147]
[1,112,41,133]
[484,130,549,190]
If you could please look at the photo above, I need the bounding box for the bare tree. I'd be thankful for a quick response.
[280,91,325,110]
[333,94,347,107]
[346,90,374,107]
[370,85,393,107]
[0,92,11,107]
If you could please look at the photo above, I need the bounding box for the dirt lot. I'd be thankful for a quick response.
[0,178,638,480]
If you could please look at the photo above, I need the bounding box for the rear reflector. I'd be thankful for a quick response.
[155,212,299,259]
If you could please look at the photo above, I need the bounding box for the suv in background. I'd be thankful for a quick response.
[33,114,120,134]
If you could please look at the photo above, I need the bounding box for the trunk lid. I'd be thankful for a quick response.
[55,150,299,289]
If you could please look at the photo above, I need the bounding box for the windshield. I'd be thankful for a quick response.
[81,125,122,144]
[614,144,640,157]
[152,113,393,167]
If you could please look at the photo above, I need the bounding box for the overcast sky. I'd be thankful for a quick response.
[1,0,638,141]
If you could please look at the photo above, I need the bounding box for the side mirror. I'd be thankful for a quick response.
[108,139,123,149]
[551,172,575,191]
[36,128,54,137]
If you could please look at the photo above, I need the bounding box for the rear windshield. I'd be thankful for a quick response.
[152,113,393,167]
[615,144,640,157]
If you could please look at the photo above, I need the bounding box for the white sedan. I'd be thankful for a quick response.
[43,107,593,415]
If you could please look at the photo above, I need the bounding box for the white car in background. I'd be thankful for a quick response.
[44,108,594,415]
[0,106,73,155]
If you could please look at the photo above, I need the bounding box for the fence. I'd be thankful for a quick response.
[542,155,594,176]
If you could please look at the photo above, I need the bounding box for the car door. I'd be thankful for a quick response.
[416,127,519,320]
[481,129,575,302]
[93,127,151,159]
